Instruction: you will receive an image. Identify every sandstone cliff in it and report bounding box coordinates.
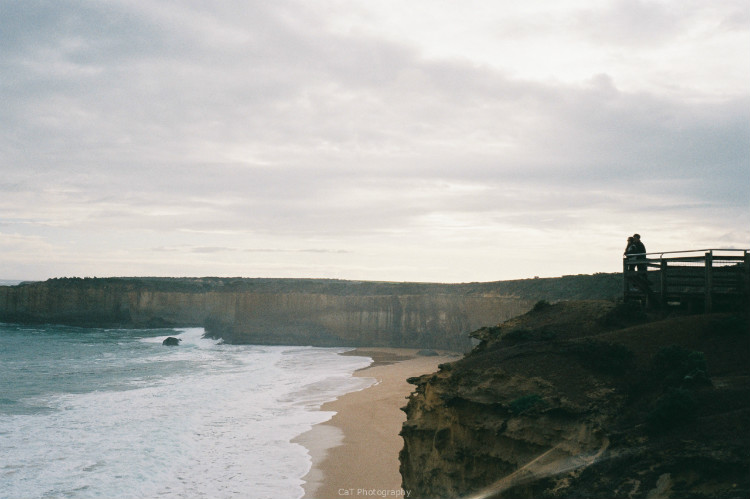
[400,301,750,498]
[0,275,620,350]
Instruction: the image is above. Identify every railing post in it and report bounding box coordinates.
[704,251,713,313]
[744,251,750,310]
[623,257,629,301]
[660,258,668,307]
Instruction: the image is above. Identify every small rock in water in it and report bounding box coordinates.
[162,336,181,346]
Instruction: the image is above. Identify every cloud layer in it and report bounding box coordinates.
[1,0,748,281]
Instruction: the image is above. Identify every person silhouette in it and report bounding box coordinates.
[632,234,647,274]
[624,236,637,271]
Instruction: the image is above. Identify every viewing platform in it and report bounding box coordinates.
[623,249,750,312]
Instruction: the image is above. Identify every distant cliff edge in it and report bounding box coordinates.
[0,275,620,350]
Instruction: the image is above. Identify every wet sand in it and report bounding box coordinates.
[295,348,458,499]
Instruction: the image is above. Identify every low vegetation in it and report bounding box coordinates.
[572,339,636,376]
[401,300,750,499]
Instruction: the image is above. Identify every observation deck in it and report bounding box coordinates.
[623,249,749,312]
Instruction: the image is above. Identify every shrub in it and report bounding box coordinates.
[502,328,533,344]
[600,301,648,327]
[532,300,551,312]
[509,394,545,415]
[646,388,696,431]
[540,329,558,341]
[573,340,635,376]
[710,315,749,336]
[652,345,709,386]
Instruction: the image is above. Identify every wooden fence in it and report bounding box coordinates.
[623,249,750,312]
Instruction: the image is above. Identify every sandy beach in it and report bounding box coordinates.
[294,348,459,499]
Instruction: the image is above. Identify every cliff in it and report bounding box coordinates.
[0,275,620,350]
[400,301,750,498]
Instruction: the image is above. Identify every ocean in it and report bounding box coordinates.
[0,323,374,499]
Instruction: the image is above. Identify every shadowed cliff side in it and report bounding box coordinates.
[400,301,750,498]
[0,275,620,350]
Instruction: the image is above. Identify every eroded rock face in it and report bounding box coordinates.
[400,301,750,498]
[0,278,540,349]
[0,276,624,349]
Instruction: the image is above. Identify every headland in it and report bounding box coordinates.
[399,300,750,498]
[0,274,621,351]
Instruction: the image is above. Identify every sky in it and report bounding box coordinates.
[1,0,749,283]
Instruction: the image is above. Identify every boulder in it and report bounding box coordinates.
[162,336,181,346]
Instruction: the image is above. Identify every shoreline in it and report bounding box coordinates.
[294,347,459,499]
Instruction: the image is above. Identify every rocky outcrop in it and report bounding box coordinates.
[162,337,181,346]
[400,301,750,498]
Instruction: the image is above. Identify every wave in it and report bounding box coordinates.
[138,327,222,348]
[1,324,374,499]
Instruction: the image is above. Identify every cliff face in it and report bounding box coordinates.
[0,278,536,350]
[400,301,750,498]
[203,292,533,350]
[0,274,623,349]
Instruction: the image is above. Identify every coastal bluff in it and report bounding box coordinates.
[0,275,619,350]
[400,301,750,498]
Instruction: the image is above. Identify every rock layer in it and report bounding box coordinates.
[0,278,509,349]
[0,276,621,350]
[400,301,750,498]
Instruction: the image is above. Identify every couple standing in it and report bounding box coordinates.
[625,234,646,272]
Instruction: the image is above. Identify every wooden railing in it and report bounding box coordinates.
[623,249,750,312]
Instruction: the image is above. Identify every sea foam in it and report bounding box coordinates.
[0,325,373,499]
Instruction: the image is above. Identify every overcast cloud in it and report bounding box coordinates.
[1,0,748,282]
